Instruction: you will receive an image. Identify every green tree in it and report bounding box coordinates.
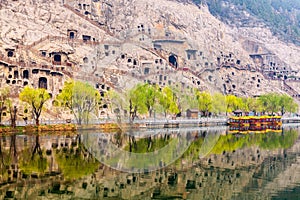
[211,92,226,115]
[105,89,127,118]
[196,91,213,117]
[278,94,298,115]
[258,93,281,115]
[127,83,160,120]
[225,95,244,114]
[143,84,160,117]
[159,86,180,117]
[56,80,101,125]
[176,87,198,112]
[0,87,10,123]
[19,86,50,126]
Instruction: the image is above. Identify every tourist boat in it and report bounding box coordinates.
[227,116,250,127]
[228,115,282,127]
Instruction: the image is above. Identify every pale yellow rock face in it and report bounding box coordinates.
[0,0,299,119]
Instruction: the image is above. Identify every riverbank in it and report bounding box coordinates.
[1,116,300,134]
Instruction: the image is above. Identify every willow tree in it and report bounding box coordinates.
[225,95,244,114]
[56,80,101,125]
[128,84,148,121]
[211,92,226,115]
[258,93,281,115]
[196,91,213,117]
[19,86,51,126]
[279,94,298,115]
[159,86,180,117]
[142,84,160,117]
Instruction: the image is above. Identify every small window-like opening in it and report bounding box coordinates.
[7,51,13,57]
[197,81,200,85]
[128,58,132,63]
[23,81,28,86]
[103,104,108,109]
[83,57,88,63]
[112,50,115,54]
[32,69,39,74]
[82,35,91,42]
[144,68,150,75]
[23,70,29,79]
[39,77,47,89]
[12,80,16,84]
[121,54,125,59]
[14,71,18,79]
[6,80,10,84]
[104,45,109,50]
[133,60,137,65]
[169,55,178,68]
[54,54,61,62]
[159,75,163,81]
[8,74,12,78]
[101,85,105,89]
[236,60,241,65]
[69,32,75,39]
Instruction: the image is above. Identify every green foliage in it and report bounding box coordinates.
[128,83,149,120]
[258,93,298,115]
[225,95,244,114]
[19,86,51,126]
[124,137,173,153]
[195,91,213,116]
[211,92,226,115]
[211,129,298,154]
[56,80,101,125]
[105,89,127,115]
[55,146,100,180]
[19,148,47,175]
[128,83,178,119]
[159,86,180,117]
[126,83,298,117]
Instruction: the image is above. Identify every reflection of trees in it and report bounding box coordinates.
[0,134,19,182]
[211,129,298,155]
[55,141,99,180]
[19,135,47,175]
[124,134,173,153]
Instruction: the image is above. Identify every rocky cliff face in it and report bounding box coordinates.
[0,0,299,118]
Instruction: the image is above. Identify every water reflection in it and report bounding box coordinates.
[81,127,224,173]
[0,126,298,199]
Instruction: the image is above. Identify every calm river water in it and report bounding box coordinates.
[0,125,300,199]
